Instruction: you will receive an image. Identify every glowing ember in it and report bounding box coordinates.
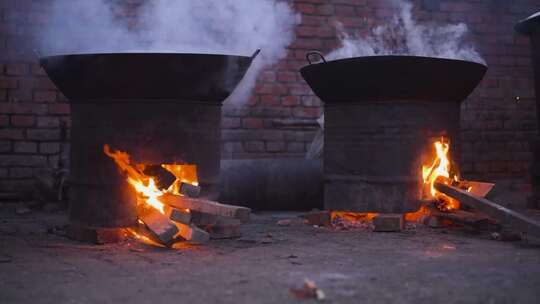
[421,138,460,211]
[331,211,378,229]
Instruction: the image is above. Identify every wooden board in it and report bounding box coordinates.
[175,223,210,244]
[434,182,540,237]
[162,194,251,223]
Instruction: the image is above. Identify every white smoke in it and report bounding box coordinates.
[38,0,299,103]
[327,0,484,64]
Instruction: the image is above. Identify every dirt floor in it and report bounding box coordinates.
[1,205,540,304]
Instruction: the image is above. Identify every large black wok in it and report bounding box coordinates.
[40,51,259,103]
[300,53,487,103]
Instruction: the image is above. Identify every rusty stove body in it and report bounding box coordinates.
[40,52,257,230]
[301,54,487,213]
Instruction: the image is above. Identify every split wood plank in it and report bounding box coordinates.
[161,193,251,223]
[139,208,179,245]
[434,182,540,237]
[175,223,210,244]
[179,183,201,198]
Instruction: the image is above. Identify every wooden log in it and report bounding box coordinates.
[458,181,495,198]
[161,194,251,223]
[139,208,179,245]
[175,223,210,244]
[434,182,540,237]
[373,214,404,232]
[179,183,201,198]
[166,206,191,225]
[165,206,220,227]
[206,217,242,239]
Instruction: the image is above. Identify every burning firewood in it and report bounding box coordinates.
[138,208,179,245]
[178,182,201,198]
[142,165,177,190]
[434,182,540,238]
[161,194,251,224]
[165,206,192,225]
[166,207,219,227]
[175,223,210,244]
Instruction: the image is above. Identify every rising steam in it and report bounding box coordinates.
[327,0,484,64]
[38,0,299,103]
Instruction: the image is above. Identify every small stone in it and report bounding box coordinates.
[277,219,292,226]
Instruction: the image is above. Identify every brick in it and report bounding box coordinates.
[0,115,8,126]
[0,102,47,115]
[37,116,59,128]
[33,91,57,103]
[373,214,404,232]
[221,117,241,129]
[48,103,70,114]
[242,118,264,129]
[39,142,60,154]
[14,142,37,154]
[27,129,60,141]
[10,115,35,127]
[0,155,46,167]
[0,141,11,152]
[223,142,244,153]
[287,142,305,153]
[0,77,17,89]
[9,167,33,178]
[266,141,285,152]
[282,95,300,106]
[244,141,265,152]
[0,129,23,140]
[5,63,28,76]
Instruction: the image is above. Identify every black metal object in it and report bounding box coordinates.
[301,54,487,213]
[40,51,258,103]
[41,51,258,229]
[515,12,540,209]
[300,55,487,104]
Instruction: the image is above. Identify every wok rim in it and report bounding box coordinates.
[300,54,488,72]
[40,51,254,61]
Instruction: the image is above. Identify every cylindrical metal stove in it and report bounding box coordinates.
[40,52,257,230]
[301,54,487,213]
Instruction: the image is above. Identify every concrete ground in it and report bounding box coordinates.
[1,206,540,304]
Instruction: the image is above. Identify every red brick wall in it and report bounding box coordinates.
[0,0,539,195]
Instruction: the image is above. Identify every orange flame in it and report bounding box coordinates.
[103,145,200,217]
[421,139,459,211]
[104,145,167,214]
